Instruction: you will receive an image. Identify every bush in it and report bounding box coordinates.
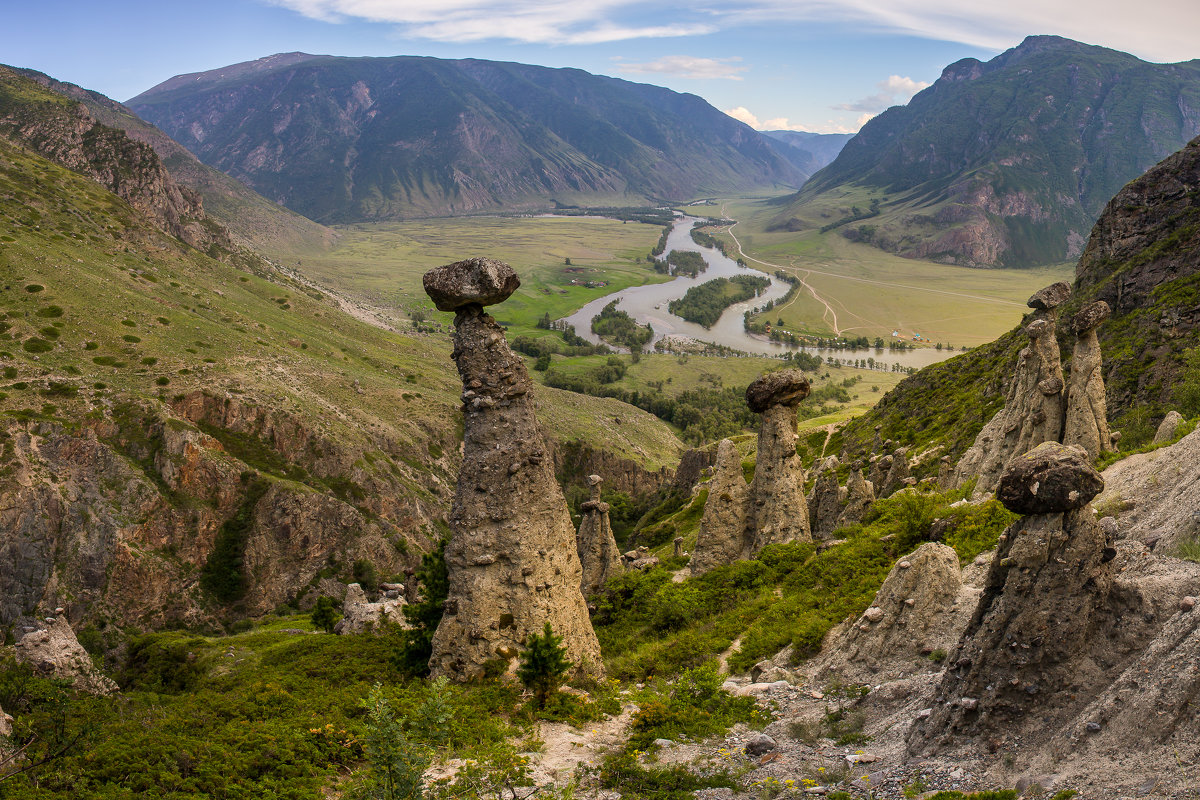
[393,540,449,676]
[350,684,429,800]
[312,596,341,634]
[518,623,572,709]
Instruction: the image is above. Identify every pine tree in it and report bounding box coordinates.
[517,622,573,709]
[311,596,341,634]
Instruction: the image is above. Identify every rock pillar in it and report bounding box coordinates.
[746,369,812,553]
[577,474,624,596]
[909,442,1110,754]
[1062,301,1112,459]
[423,258,602,681]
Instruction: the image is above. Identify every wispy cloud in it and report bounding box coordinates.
[616,55,746,80]
[731,0,1200,63]
[269,0,1200,61]
[268,0,714,44]
[835,74,929,113]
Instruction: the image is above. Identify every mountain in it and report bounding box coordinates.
[773,36,1200,267]
[10,66,334,255]
[833,134,1200,464]
[761,130,853,175]
[127,53,807,223]
[0,68,682,631]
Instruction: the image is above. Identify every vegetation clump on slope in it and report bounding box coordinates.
[668,274,771,329]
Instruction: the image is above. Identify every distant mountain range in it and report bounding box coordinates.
[761,130,853,175]
[772,36,1200,267]
[129,54,809,223]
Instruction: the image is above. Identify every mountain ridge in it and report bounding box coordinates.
[774,35,1200,267]
[128,53,807,222]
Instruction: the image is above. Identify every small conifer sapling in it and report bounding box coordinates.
[518,622,573,709]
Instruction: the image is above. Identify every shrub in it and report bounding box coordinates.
[518,623,572,710]
[393,540,449,676]
[312,596,341,634]
[351,684,429,800]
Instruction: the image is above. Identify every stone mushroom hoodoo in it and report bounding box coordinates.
[745,369,812,552]
[576,474,624,597]
[423,257,603,681]
[909,441,1111,754]
[954,282,1070,493]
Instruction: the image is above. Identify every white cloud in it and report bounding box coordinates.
[724,106,761,127]
[268,0,714,44]
[835,74,930,113]
[730,0,1200,64]
[617,55,746,80]
[725,109,868,134]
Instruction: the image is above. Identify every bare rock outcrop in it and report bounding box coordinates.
[910,441,1111,754]
[1092,423,1200,553]
[815,543,969,684]
[15,615,118,695]
[808,457,842,539]
[691,439,752,574]
[335,583,408,635]
[879,447,912,498]
[424,258,602,681]
[0,703,12,739]
[1152,410,1185,444]
[835,463,875,530]
[954,284,1070,493]
[1062,301,1112,459]
[577,475,624,596]
[746,370,812,553]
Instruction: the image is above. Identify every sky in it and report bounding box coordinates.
[3,0,1199,134]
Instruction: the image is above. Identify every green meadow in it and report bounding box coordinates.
[708,195,1074,347]
[274,215,669,335]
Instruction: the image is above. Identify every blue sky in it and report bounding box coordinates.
[3,0,1198,133]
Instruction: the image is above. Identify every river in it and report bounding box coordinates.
[559,215,955,371]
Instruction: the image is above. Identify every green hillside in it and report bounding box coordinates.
[774,36,1200,268]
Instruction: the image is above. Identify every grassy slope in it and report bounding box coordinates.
[271,215,668,333]
[0,137,682,476]
[716,195,1072,346]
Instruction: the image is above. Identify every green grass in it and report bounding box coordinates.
[269,215,669,335]
[710,195,1073,347]
[594,485,1014,681]
[0,137,683,479]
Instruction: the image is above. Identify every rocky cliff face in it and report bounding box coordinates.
[0,393,445,632]
[0,67,231,254]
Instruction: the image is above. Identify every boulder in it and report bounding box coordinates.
[335,583,408,635]
[745,369,810,413]
[425,264,602,682]
[1153,410,1185,444]
[422,257,521,312]
[1027,281,1072,310]
[812,543,968,684]
[996,442,1104,515]
[15,616,118,695]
